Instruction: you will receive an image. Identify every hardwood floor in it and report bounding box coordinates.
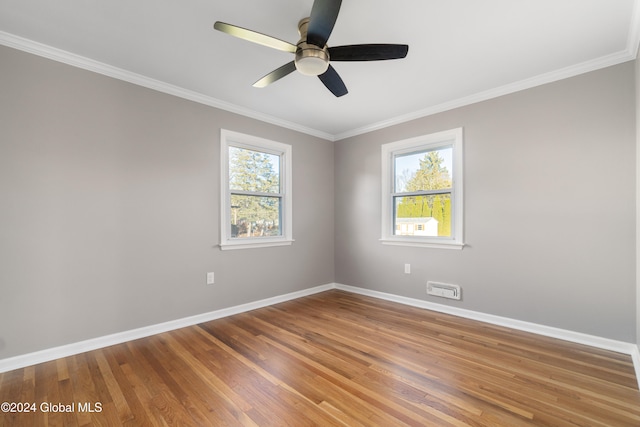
[2,290,639,426]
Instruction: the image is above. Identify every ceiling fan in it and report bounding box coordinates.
[213,0,408,97]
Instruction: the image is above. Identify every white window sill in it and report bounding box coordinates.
[220,239,294,251]
[380,238,465,250]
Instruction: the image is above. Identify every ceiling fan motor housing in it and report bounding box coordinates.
[295,17,330,76]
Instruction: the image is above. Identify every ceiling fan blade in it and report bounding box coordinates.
[253,61,297,88]
[214,21,297,53]
[318,65,348,97]
[329,44,409,61]
[307,0,342,47]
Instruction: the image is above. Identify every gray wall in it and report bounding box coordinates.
[335,62,636,342]
[1,42,637,360]
[0,45,335,359]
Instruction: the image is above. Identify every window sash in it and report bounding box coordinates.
[229,194,283,239]
[393,145,454,194]
[229,145,282,194]
[392,192,454,239]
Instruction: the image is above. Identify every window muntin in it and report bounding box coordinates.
[221,130,292,250]
[381,128,463,249]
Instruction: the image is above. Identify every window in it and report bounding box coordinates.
[220,130,293,250]
[381,128,464,249]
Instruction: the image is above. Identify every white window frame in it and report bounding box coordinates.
[220,129,293,250]
[381,128,464,249]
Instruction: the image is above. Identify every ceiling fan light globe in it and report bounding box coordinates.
[295,42,330,76]
[295,56,330,76]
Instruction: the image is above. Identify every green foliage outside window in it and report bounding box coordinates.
[395,150,452,237]
[229,146,281,238]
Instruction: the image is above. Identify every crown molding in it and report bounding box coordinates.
[0,31,335,142]
[334,48,636,141]
[335,1,640,141]
[2,4,639,145]
[629,0,640,58]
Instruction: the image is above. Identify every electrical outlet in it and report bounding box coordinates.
[206,272,215,285]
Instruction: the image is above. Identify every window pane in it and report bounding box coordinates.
[230,194,281,238]
[394,147,452,193]
[229,146,280,193]
[394,194,451,237]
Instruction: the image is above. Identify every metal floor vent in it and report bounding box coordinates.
[427,281,461,300]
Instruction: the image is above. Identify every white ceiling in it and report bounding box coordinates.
[1,0,638,140]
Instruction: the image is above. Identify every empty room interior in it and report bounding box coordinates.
[2,1,640,425]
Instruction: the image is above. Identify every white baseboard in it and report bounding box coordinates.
[2,282,639,391]
[0,283,334,374]
[632,345,640,388]
[334,283,640,389]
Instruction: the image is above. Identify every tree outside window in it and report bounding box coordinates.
[228,146,282,238]
[381,128,464,249]
[220,130,293,250]
[394,148,453,237]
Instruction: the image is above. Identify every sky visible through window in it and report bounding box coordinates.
[395,147,453,192]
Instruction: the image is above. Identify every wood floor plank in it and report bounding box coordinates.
[169,328,263,425]
[1,289,639,426]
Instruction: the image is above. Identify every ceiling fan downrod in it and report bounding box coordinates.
[294,18,330,76]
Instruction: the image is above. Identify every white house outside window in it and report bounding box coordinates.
[220,130,293,250]
[381,128,464,249]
